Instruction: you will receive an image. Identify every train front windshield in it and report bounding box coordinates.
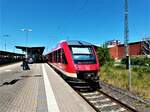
[70,46,96,64]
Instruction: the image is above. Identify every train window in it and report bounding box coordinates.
[55,51,57,62]
[57,49,61,63]
[50,53,52,62]
[52,52,54,62]
[53,52,55,62]
[56,51,58,62]
[61,49,67,64]
[49,54,50,62]
[49,53,52,62]
[56,50,58,62]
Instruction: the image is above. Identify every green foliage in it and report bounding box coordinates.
[100,64,150,99]
[115,64,126,70]
[121,58,126,64]
[102,63,113,75]
[121,56,150,67]
[96,46,113,66]
[132,66,150,73]
[121,56,150,73]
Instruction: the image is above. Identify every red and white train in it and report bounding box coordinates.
[46,40,100,89]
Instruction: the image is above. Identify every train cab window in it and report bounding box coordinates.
[70,46,96,64]
[61,49,67,64]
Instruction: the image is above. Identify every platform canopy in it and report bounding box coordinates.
[15,46,45,62]
[15,46,45,54]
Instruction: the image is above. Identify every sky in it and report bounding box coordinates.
[0,0,150,54]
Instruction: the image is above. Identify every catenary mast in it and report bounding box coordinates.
[124,0,131,91]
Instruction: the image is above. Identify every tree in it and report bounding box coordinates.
[96,46,111,66]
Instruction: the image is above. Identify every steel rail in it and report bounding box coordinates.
[77,89,138,112]
[77,91,101,112]
[97,89,138,112]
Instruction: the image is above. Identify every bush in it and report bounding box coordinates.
[115,64,126,69]
[121,58,126,64]
[121,56,150,67]
[132,66,150,73]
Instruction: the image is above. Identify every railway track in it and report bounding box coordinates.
[49,64,149,111]
[78,90,137,112]
[99,81,150,112]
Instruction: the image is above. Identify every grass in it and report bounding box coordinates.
[100,63,150,99]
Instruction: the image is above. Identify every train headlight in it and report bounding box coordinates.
[84,73,94,80]
[87,74,91,78]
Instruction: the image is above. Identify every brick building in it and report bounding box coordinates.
[107,38,150,60]
[109,41,143,60]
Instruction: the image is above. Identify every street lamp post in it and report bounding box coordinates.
[20,29,32,58]
[0,34,10,51]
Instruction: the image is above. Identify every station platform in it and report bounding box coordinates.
[0,63,96,112]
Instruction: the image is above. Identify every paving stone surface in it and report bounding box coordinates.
[0,63,96,112]
[0,63,47,112]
